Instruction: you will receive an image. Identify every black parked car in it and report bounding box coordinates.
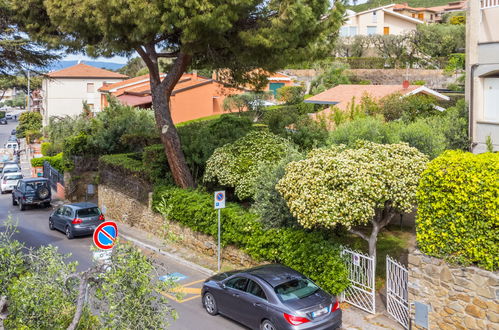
[49,202,105,239]
[11,129,16,135]
[0,118,7,125]
[12,178,51,210]
[202,264,342,330]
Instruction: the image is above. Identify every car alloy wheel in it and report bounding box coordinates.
[203,292,218,315]
[261,320,276,330]
[19,199,25,211]
[49,218,55,230]
[66,226,74,239]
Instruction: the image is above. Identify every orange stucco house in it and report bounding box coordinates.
[99,72,245,124]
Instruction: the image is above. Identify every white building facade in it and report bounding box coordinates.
[41,63,127,126]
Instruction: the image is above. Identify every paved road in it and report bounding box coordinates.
[0,120,245,330]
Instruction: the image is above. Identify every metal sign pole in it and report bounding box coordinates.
[218,208,221,272]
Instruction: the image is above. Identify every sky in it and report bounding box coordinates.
[64,54,129,64]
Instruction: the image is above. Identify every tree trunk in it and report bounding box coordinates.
[150,83,195,188]
[137,47,195,188]
[368,223,380,260]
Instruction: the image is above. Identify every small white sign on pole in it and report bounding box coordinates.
[214,191,226,209]
[353,253,361,267]
[214,191,225,272]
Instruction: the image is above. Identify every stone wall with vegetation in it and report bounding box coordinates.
[408,249,498,329]
[98,184,258,267]
[284,69,458,89]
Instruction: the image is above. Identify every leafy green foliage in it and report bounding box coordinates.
[397,119,447,159]
[417,151,499,271]
[0,221,26,296]
[16,111,42,138]
[310,63,351,95]
[252,151,303,228]
[412,24,465,59]
[380,93,437,122]
[276,86,305,105]
[142,144,174,185]
[204,131,296,200]
[94,242,177,329]
[328,116,398,147]
[40,141,57,156]
[277,142,428,230]
[153,186,349,295]
[30,152,64,172]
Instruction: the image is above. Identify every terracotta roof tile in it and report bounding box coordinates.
[46,63,128,79]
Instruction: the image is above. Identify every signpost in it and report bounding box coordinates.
[214,191,225,272]
[93,221,118,250]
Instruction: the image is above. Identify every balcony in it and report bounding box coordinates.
[481,0,499,9]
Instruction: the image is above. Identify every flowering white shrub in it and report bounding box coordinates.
[204,130,295,200]
[276,141,428,256]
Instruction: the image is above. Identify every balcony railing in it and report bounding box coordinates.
[481,0,499,9]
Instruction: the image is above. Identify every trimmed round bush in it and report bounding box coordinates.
[416,150,499,271]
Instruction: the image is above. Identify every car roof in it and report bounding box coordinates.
[21,177,48,182]
[245,264,304,287]
[4,172,22,176]
[66,202,98,209]
[3,164,20,169]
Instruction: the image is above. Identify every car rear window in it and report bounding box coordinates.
[77,207,101,218]
[5,174,22,180]
[274,278,320,302]
[25,181,48,192]
[4,167,19,173]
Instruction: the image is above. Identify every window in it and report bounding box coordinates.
[418,13,424,20]
[349,26,357,36]
[87,104,94,110]
[372,11,377,23]
[77,207,101,218]
[225,277,248,291]
[339,26,349,37]
[430,14,434,20]
[367,26,377,35]
[274,278,320,302]
[383,27,390,35]
[63,207,73,217]
[246,280,267,300]
[87,83,95,93]
[484,78,499,123]
[55,207,64,215]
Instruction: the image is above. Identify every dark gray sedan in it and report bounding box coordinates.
[49,202,105,239]
[202,264,342,330]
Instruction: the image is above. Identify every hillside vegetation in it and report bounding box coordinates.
[349,0,451,12]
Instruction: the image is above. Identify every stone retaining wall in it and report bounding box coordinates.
[98,184,258,267]
[408,249,498,329]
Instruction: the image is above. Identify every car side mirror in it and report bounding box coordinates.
[220,283,227,289]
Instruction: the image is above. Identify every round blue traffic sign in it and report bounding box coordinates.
[216,192,224,201]
[93,221,118,250]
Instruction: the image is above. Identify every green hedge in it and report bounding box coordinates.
[98,153,147,179]
[416,150,499,271]
[30,153,64,173]
[152,185,349,295]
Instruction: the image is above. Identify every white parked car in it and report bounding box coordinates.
[4,142,19,151]
[1,172,23,193]
[1,164,21,178]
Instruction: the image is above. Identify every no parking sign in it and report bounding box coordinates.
[93,221,118,250]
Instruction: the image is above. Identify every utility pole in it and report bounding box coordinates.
[27,69,30,112]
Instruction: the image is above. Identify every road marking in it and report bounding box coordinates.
[160,279,205,303]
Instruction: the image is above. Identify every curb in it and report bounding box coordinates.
[120,233,215,277]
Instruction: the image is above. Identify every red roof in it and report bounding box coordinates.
[46,63,128,79]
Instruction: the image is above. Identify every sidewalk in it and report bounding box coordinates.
[116,222,403,330]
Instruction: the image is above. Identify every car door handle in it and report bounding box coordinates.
[253,302,262,307]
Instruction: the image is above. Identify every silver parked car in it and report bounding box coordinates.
[202,264,342,330]
[49,202,105,239]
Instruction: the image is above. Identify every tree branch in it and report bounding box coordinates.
[135,45,160,85]
[160,52,192,93]
[348,228,369,242]
[157,51,179,58]
[0,295,8,330]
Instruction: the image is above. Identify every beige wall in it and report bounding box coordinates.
[383,13,419,35]
[342,9,419,36]
[42,77,124,125]
[480,6,499,43]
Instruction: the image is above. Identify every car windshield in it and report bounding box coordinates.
[26,182,48,192]
[77,207,101,218]
[3,167,19,173]
[274,278,320,302]
[5,174,22,180]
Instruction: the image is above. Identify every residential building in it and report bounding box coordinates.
[99,72,245,124]
[305,84,449,124]
[339,4,424,37]
[466,0,499,153]
[392,3,441,23]
[41,63,127,126]
[428,1,468,22]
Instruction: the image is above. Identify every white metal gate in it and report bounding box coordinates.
[341,248,376,314]
[386,256,409,329]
